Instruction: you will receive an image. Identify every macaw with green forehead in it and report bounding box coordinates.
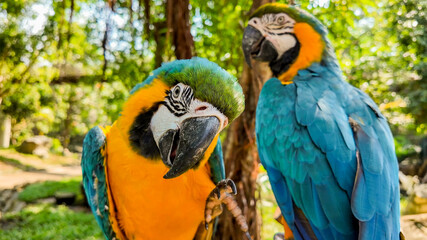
[81,58,245,240]
[242,3,401,240]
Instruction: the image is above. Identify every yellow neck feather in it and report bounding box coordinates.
[278,22,324,84]
[117,78,169,140]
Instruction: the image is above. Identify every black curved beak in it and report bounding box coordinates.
[242,25,278,67]
[160,116,220,179]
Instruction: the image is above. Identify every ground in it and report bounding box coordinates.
[401,213,427,240]
[0,149,81,189]
[0,149,103,240]
[0,148,427,239]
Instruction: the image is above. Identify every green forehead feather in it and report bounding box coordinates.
[250,3,327,35]
[131,57,245,121]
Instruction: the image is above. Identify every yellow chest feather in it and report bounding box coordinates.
[106,124,215,240]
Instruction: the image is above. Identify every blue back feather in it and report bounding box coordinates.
[256,62,400,239]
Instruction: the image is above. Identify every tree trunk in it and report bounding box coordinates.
[0,112,11,148]
[61,90,78,150]
[167,0,194,59]
[215,1,275,239]
[153,21,167,68]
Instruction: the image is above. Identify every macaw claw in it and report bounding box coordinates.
[204,179,233,226]
[204,179,251,239]
[227,179,237,195]
[213,187,221,199]
[214,179,237,199]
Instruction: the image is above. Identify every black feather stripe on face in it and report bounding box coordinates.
[128,85,194,159]
[269,34,301,76]
[128,102,162,160]
[163,85,194,117]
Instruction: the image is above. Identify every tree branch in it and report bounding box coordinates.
[49,75,103,85]
[143,0,150,36]
[167,0,194,59]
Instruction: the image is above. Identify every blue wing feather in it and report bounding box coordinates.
[81,126,116,240]
[256,64,400,240]
[208,138,226,184]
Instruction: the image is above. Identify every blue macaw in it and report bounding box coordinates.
[81,58,245,240]
[242,3,401,240]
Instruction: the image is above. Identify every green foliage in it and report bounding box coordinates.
[191,0,249,76]
[0,204,102,240]
[0,1,425,238]
[394,135,418,161]
[0,0,425,153]
[47,82,128,139]
[0,0,53,100]
[387,0,427,125]
[0,155,37,171]
[1,84,42,121]
[50,138,64,155]
[18,177,82,203]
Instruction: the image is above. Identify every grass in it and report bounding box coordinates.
[0,155,38,171]
[0,203,103,240]
[4,168,282,239]
[0,148,79,168]
[18,177,83,203]
[2,168,410,239]
[3,161,301,239]
[401,197,409,214]
[0,178,102,240]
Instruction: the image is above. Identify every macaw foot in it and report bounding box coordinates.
[204,179,237,225]
[204,179,252,240]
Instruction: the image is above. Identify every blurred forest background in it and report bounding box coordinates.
[0,0,426,239]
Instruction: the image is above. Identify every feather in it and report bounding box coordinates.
[81,126,118,240]
[207,139,226,184]
[256,63,400,240]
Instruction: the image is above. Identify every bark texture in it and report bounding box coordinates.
[167,0,194,59]
[0,113,11,148]
[214,1,275,239]
[153,21,167,68]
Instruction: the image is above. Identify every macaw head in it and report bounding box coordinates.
[120,57,244,179]
[242,3,332,83]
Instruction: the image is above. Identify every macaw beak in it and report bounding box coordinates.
[159,116,220,179]
[242,25,278,68]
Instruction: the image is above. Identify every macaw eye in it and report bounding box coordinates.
[277,16,285,24]
[173,86,181,98]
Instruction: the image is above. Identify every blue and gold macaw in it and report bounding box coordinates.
[81,58,245,240]
[242,3,401,240]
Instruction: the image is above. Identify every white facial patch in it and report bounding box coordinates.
[187,99,228,132]
[150,83,229,148]
[150,105,180,147]
[248,13,297,59]
[270,35,297,59]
